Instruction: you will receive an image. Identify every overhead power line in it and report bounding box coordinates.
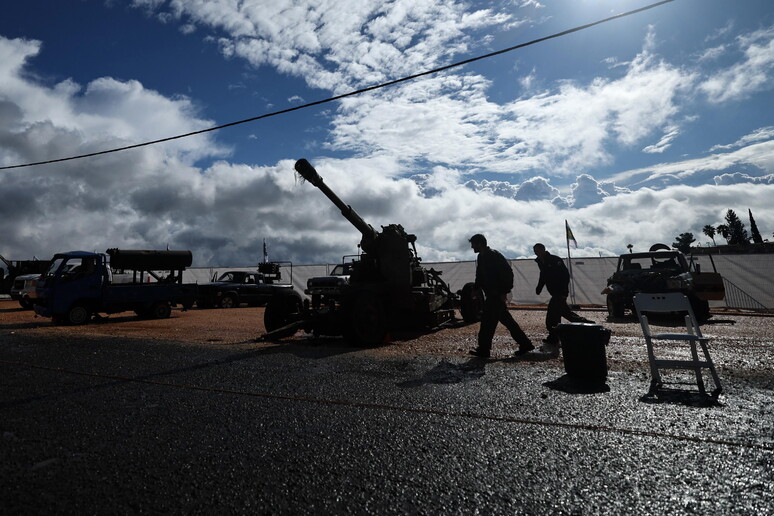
[0,0,674,171]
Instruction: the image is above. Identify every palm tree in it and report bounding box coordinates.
[702,225,717,246]
[716,224,730,244]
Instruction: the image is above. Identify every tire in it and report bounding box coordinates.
[459,282,483,323]
[19,297,33,310]
[219,294,238,309]
[264,294,303,337]
[606,295,625,318]
[67,304,91,325]
[344,292,387,346]
[151,301,172,319]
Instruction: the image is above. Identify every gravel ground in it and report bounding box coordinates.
[1,300,772,514]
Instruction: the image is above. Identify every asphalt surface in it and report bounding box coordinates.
[1,300,772,515]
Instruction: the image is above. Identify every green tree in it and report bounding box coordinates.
[749,209,764,244]
[725,209,749,246]
[702,224,717,246]
[672,232,696,254]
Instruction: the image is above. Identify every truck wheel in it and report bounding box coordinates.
[606,295,625,318]
[345,292,387,347]
[151,302,172,319]
[459,282,483,323]
[19,297,33,310]
[67,304,92,325]
[219,294,238,309]
[264,294,303,337]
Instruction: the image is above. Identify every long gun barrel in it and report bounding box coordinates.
[295,159,378,245]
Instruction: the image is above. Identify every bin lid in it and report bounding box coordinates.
[556,322,610,335]
[556,322,603,328]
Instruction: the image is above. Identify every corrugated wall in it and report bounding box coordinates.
[183,253,774,310]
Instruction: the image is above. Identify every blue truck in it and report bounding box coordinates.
[34,249,197,325]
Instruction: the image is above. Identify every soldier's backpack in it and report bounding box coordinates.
[493,250,514,292]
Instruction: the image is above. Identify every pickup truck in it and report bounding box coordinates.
[601,245,725,322]
[196,262,296,309]
[34,249,197,325]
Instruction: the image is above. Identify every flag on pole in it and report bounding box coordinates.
[263,239,269,263]
[565,220,578,249]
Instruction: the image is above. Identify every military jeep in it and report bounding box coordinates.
[601,245,725,322]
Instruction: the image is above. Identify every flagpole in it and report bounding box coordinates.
[565,220,577,306]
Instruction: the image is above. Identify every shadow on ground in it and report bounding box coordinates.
[543,374,610,394]
[639,388,723,408]
[397,358,486,388]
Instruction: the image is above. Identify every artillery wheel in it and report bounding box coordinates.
[345,292,387,347]
[151,301,172,319]
[459,282,483,323]
[219,294,238,309]
[264,293,303,338]
[606,295,625,318]
[67,303,92,325]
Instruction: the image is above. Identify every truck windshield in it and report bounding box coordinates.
[621,254,683,272]
[45,259,82,278]
[45,258,66,278]
[330,264,349,276]
[218,272,244,282]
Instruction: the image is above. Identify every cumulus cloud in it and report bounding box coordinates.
[568,174,630,209]
[515,176,559,201]
[464,178,519,199]
[463,175,561,203]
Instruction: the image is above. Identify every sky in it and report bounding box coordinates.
[1,0,773,267]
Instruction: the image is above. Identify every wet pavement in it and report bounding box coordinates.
[1,300,772,514]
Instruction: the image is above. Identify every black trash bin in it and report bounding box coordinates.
[555,323,610,384]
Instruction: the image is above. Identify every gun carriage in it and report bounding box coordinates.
[263,159,462,345]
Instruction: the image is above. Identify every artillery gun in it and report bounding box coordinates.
[262,159,458,345]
